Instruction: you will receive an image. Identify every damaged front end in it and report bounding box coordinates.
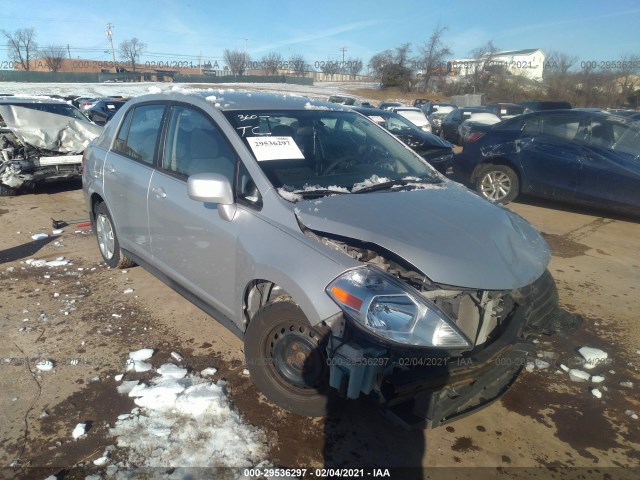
[0,102,102,194]
[307,229,570,429]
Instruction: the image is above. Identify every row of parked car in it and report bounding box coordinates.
[326,94,639,215]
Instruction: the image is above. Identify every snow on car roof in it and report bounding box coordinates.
[130,89,348,111]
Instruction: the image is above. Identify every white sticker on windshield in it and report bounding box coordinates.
[247,136,304,161]
[368,115,386,124]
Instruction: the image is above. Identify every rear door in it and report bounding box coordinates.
[516,113,584,200]
[103,103,166,260]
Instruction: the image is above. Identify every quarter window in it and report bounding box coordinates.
[113,104,165,165]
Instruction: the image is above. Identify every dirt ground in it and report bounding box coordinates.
[1,179,639,480]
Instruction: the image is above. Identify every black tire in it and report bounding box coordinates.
[93,202,135,269]
[244,300,332,416]
[0,183,18,196]
[475,164,520,204]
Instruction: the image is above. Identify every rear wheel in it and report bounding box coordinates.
[94,202,135,269]
[475,164,519,204]
[244,300,332,416]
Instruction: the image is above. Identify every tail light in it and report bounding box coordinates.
[466,132,486,142]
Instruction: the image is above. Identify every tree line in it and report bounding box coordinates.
[4,25,639,108]
[365,25,640,109]
[2,28,147,73]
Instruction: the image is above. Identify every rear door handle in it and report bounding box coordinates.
[152,187,167,199]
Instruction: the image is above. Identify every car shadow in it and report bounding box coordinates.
[0,236,57,264]
[511,195,640,223]
[307,342,428,479]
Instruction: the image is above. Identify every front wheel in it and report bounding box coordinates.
[475,164,519,204]
[94,202,135,269]
[244,301,332,416]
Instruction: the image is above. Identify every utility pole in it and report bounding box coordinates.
[106,23,117,73]
[244,38,248,74]
[340,47,347,64]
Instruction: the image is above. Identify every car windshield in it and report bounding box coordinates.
[224,109,439,199]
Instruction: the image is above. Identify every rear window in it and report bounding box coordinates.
[113,104,165,164]
[9,102,90,122]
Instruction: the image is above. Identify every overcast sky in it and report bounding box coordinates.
[1,0,639,70]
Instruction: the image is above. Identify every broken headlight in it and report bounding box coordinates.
[326,267,472,349]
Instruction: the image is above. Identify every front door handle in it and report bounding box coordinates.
[152,187,167,199]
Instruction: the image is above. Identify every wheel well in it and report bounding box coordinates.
[471,159,521,185]
[243,280,290,330]
[90,193,104,220]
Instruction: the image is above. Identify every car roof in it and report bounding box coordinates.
[128,90,345,112]
[350,106,399,117]
[485,102,524,108]
[0,96,73,105]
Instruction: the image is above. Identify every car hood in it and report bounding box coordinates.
[294,183,550,290]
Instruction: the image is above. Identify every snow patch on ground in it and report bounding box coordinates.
[110,357,267,468]
[578,346,608,370]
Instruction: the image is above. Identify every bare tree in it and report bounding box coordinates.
[320,58,341,79]
[615,54,640,99]
[290,53,307,76]
[119,38,146,71]
[261,52,283,75]
[223,48,249,75]
[41,44,66,72]
[2,28,38,71]
[469,40,500,93]
[368,50,393,80]
[394,43,412,68]
[345,58,363,79]
[418,24,452,91]
[545,50,578,75]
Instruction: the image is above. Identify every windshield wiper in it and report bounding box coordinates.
[352,176,441,194]
[290,187,350,199]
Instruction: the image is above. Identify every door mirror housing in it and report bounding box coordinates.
[187,173,236,221]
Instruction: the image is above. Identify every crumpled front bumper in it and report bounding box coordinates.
[378,308,533,429]
[327,271,568,429]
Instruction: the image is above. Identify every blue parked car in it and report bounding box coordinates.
[453,110,640,215]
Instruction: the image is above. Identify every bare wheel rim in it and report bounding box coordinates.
[267,324,324,391]
[96,213,115,260]
[480,171,512,201]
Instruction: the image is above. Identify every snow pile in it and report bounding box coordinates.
[351,175,391,192]
[110,355,267,468]
[125,348,154,373]
[72,422,87,439]
[277,188,303,203]
[578,346,608,369]
[25,257,71,268]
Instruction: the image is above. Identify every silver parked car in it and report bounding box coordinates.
[83,90,566,428]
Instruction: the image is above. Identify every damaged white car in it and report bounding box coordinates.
[0,97,103,195]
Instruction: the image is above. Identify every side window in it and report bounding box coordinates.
[162,106,235,182]
[538,114,581,142]
[522,118,539,136]
[588,119,617,149]
[113,104,165,164]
